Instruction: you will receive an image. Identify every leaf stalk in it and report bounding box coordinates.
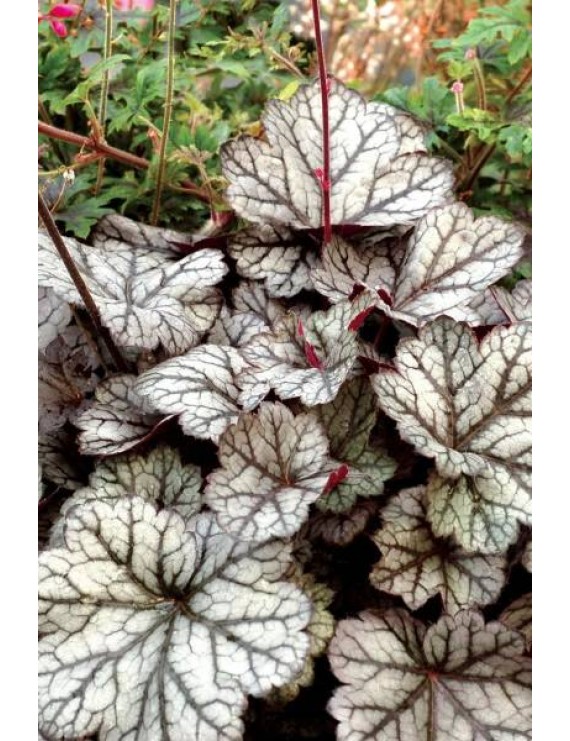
[311,0,332,245]
[150,0,178,226]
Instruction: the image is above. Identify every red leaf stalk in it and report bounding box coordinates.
[311,0,332,246]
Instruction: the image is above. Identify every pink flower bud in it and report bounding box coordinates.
[49,4,82,18]
[50,20,68,37]
[451,81,464,94]
[465,48,477,60]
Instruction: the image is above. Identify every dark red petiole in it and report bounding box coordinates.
[311,0,332,246]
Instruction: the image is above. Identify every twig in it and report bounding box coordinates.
[38,193,129,373]
[311,0,332,246]
[38,121,212,203]
[94,0,113,195]
[459,142,495,193]
[151,0,178,225]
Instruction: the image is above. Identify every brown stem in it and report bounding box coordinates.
[506,65,532,104]
[38,121,212,203]
[311,0,332,246]
[38,193,129,373]
[459,142,496,193]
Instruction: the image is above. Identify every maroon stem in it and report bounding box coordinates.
[311,0,332,245]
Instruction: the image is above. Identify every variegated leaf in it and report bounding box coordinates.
[50,446,202,546]
[134,345,246,442]
[328,609,531,740]
[310,499,376,546]
[370,487,506,612]
[39,326,100,434]
[38,287,72,352]
[221,78,454,229]
[238,295,375,408]
[313,377,396,512]
[205,403,332,542]
[75,374,167,456]
[269,573,334,704]
[500,594,531,651]
[228,224,318,297]
[312,204,525,327]
[38,231,227,354]
[92,213,198,254]
[39,497,311,740]
[426,470,532,553]
[372,319,531,481]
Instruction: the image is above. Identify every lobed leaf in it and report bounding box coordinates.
[205,403,332,542]
[370,487,506,612]
[238,295,375,408]
[221,78,454,230]
[50,446,203,546]
[39,497,312,740]
[228,224,317,297]
[373,319,531,481]
[75,374,166,456]
[312,203,525,327]
[313,377,396,512]
[328,609,531,740]
[426,470,532,553]
[135,345,246,442]
[38,231,227,354]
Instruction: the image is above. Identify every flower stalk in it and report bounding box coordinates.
[150,0,178,226]
[311,0,332,246]
[94,0,114,195]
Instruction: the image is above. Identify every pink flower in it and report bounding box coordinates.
[38,3,81,38]
[114,0,155,10]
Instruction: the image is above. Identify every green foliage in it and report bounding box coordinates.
[377,0,531,223]
[39,0,306,236]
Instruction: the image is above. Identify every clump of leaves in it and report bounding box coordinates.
[38,3,531,739]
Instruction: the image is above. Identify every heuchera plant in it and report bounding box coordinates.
[38,2,531,739]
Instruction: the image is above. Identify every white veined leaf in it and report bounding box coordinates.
[500,594,531,651]
[205,402,333,542]
[208,282,286,347]
[134,345,247,442]
[370,487,506,612]
[311,234,397,304]
[372,319,531,480]
[38,231,227,354]
[208,305,269,347]
[228,224,318,297]
[74,374,168,456]
[232,280,286,323]
[312,377,396,512]
[221,78,454,229]
[426,470,532,554]
[268,573,334,704]
[39,497,312,740]
[312,203,525,327]
[328,609,531,741]
[50,446,203,546]
[38,287,72,352]
[39,326,100,434]
[238,294,375,408]
[491,279,532,324]
[310,499,376,546]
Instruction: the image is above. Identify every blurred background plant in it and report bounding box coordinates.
[38,0,530,243]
